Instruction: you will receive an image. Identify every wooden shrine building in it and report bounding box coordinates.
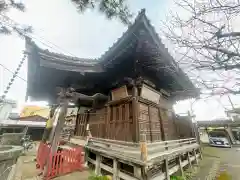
[25,9,199,143]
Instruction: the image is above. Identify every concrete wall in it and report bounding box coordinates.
[0,146,23,180]
[0,104,12,120]
[0,133,25,146]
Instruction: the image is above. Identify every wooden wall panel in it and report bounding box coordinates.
[140,84,161,104]
[159,109,177,140]
[149,106,162,141]
[159,96,172,110]
[138,103,162,142]
[138,103,151,142]
[74,113,88,137]
[175,116,194,138]
[167,113,177,140]
[88,108,107,138]
[89,122,106,138]
[111,86,128,100]
[106,102,133,141]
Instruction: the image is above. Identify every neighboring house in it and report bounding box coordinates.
[0,115,47,141]
[20,105,50,118]
[0,98,17,120]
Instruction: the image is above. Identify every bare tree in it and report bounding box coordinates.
[162,0,240,95]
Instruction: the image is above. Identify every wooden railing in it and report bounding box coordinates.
[85,137,201,180]
[86,137,199,164]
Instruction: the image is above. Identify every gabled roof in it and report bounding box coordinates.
[26,9,198,102]
[26,38,102,74]
[96,9,197,97]
[99,9,178,68]
[10,115,47,122]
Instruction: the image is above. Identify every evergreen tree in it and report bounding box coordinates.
[0,0,31,36]
[72,0,132,25]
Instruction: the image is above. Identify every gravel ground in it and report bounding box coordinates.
[192,146,240,180]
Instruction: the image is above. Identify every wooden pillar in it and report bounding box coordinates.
[43,96,69,177]
[132,85,139,142]
[49,99,68,152]
[113,158,118,180]
[164,158,170,180]
[106,105,111,139]
[199,148,203,160]
[193,149,199,165]
[187,152,192,168]
[95,154,101,175]
[158,108,166,141]
[134,166,142,179]
[148,106,153,142]
[74,112,79,136]
[140,134,148,162]
[178,155,185,178]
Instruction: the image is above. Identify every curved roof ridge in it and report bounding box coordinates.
[39,49,97,63]
[98,8,147,63]
[139,12,196,89]
[25,37,98,65]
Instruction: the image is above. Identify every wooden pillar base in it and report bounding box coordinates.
[165,158,170,180]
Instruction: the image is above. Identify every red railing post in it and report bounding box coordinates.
[36,143,84,179]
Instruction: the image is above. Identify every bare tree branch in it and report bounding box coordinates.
[162,0,240,96]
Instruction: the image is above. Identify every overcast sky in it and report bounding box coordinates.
[0,0,240,120]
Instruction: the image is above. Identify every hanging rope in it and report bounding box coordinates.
[1,52,27,100]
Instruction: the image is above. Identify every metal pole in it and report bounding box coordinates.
[228,95,235,110]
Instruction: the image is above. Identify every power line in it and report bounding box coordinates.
[0,14,79,57]
[1,54,27,99]
[0,63,27,82]
[0,14,83,97]
[30,33,78,57]
[1,10,201,100]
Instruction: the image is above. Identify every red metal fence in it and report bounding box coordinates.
[36,142,84,179]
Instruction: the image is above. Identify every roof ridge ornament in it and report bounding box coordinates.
[140,8,146,15]
[135,8,146,22]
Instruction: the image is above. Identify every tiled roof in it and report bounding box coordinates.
[26,9,198,99]
[39,49,98,66]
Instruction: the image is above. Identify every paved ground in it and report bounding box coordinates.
[192,146,240,180]
[19,154,90,180]
[17,142,90,180]
[215,147,240,179]
[18,143,240,180]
